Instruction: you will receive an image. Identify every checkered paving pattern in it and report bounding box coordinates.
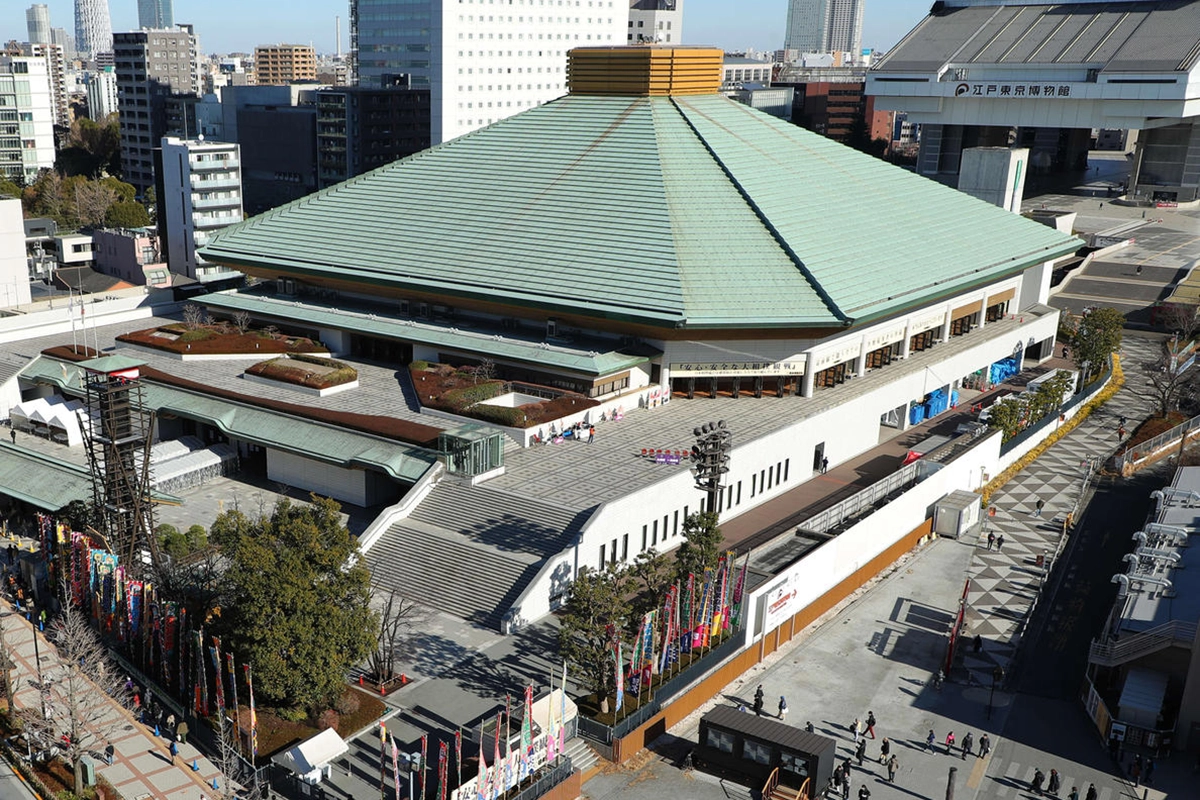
[960,336,1160,687]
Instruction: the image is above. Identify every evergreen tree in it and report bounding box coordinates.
[675,511,723,580]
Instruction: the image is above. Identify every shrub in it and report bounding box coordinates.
[470,404,528,427]
[411,360,431,371]
[334,692,361,716]
[442,381,506,411]
[317,709,340,732]
[179,328,214,343]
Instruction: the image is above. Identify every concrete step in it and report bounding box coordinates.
[563,736,602,775]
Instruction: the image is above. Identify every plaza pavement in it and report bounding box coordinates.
[582,332,1179,800]
[0,594,228,800]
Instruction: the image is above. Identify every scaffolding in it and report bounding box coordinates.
[79,356,159,576]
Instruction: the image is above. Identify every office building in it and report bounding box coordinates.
[27,4,51,45]
[775,65,891,147]
[628,0,683,45]
[783,0,864,59]
[351,0,625,143]
[24,43,69,127]
[254,44,317,85]
[138,0,174,30]
[74,0,114,61]
[114,26,200,193]
[85,66,118,120]
[92,227,171,287]
[0,56,56,184]
[158,136,243,280]
[316,79,431,189]
[0,200,33,310]
[51,28,75,61]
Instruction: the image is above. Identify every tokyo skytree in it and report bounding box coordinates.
[75,0,114,60]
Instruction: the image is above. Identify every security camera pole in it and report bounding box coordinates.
[691,421,732,514]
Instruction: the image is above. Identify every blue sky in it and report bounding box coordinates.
[17,1,931,55]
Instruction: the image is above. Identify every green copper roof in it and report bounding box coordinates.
[0,443,93,510]
[20,356,438,483]
[198,291,655,377]
[79,355,146,373]
[201,93,1081,329]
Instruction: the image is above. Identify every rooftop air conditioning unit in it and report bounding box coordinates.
[399,299,410,314]
[546,318,558,338]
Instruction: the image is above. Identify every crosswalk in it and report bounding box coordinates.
[979,758,1123,800]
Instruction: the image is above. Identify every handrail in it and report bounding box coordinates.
[356,461,444,554]
[762,767,780,800]
[1113,412,1200,472]
[1088,620,1197,666]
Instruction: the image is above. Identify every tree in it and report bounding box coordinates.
[69,176,118,228]
[1157,302,1200,342]
[1146,344,1200,418]
[232,310,252,334]
[984,396,1025,442]
[630,548,673,618]
[557,562,633,712]
[105,200,151,228]
[366,584,429,683]
[210,497,378,711]
[0,178,19,199]
[182,303,205,330]
[1064,306,1124,383]
[675,511,723,580]
[19,585,130,796]
[57,499,102,534]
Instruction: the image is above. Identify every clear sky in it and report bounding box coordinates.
[14,1,932,56]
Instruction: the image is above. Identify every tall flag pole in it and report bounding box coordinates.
[379,722,388,800]
[209,638,226,719]
[438,740,449,800]
[613,641,624,713]
[391,734,401,800]
[476,729,487,800]
[226,652,242,755]
[492,713,502,800]
[559,662,567,758]
[503,695,512,796]
[244,663,258,757]
[520,684,533,780]
[420,734,428,800]
[455,727,463,792]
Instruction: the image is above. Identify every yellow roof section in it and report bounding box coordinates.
[567,46,723,96]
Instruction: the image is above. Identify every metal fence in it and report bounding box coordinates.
[576,628,747,745]
[801,462,923,536]
[1111,412,1200,473]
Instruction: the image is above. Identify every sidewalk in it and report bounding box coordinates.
[0,599,226,800]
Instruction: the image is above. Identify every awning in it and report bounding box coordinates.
[272,728,349,778]
[1117,667,1168,728]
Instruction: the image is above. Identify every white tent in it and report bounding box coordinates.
[45,405,84,447]
[10,397,54,431]
[272,728,348,785]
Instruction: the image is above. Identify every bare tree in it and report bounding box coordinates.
[1146,344,1200,418]
[366,584,429,683]
[72,181,118,228]
[19,588,131,796]
[232,310,252,335]
[1157,302,1200,341]
[0,618,16,714]
[181,303,205,331]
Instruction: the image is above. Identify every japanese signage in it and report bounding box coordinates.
[865,325,907,351]
[812,343,860,370]
[955,82,1074,99]
[670,359,806,378]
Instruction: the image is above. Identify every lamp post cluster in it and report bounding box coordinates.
[690,420,732,514]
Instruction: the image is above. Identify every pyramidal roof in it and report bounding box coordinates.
[202,52,1080,331]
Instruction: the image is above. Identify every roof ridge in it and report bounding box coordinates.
[669,96,849,326]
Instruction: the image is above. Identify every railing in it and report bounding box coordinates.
[1112,412,1200,473]
[356,462,444,555]
[577,629,747,745]
[801,461,923,536]
[1088,620,1197,667]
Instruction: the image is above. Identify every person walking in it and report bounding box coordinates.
[866,711,876,739]
[587,425,595,444]
[833,764,843,794]
[926,730,936,751]
[879,737,890,764]
[177,720,189,744]
[822,456,829,474]
[944,731,955,755]
[169,739,178,765]
[996,535,1005,551]
[1035,498,1045,517]
[1131,759,1142,787]
[1145,757,1155,785]
[753,685,765,717]
[165,713,176,736]
[778,695,788,721]
[887,754,898,782]
[1048,769,1061,795]
[987,531,995,550]
[961,732,973,760]
[1068,788,1079,800]
[855,738,867,766]
[1031,768,1045,795]
[857,785,871,800]
[1085,784,1097,800]
[979,734,990,757]
[805,721,814,733]
[851,717,861,743]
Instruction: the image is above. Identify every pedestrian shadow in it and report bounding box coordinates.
[147,748,173,765]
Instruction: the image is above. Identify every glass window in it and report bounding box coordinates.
[705,728,734,754]
[744,739,772,765]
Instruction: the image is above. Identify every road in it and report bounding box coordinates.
[0,758,40,800]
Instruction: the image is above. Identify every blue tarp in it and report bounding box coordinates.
[909,403,927,425]
[989,356,1021,385]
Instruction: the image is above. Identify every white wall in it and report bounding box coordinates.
[0,200,32,309]
[267,449,368,506]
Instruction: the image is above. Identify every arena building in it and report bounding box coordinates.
[867,0,1200,203]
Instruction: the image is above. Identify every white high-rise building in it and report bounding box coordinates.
[25,43,69,127]
[0,56,56,184]
[27,4,51,44]
[784,0,864,59]
[75,0,114,61]
[85,66,118,120]
[138,0,174,30]
[627,1,683,45]
[0,200,33,310]
[352,0,625,144]
[159,137,244,280]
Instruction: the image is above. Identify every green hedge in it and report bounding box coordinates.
[442,381,506,411]
[470,404,528,427]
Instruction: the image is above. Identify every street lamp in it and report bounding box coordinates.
[987,665,1005,720]
[690,421,732,514]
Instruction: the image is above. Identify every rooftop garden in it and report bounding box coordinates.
[245,353,358,391]
[117,306,325,356]
[411,360,597,428]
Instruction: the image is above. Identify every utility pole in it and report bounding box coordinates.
[947,766,957,800]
